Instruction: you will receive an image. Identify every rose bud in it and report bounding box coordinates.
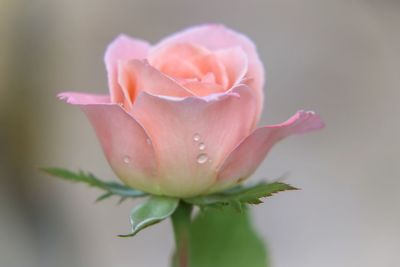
[59,24,324,197]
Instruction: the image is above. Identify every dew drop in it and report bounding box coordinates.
[123,155,131,164]
[146,138,152,145]
[198,143,206,150]
[196,153,209,164]
[193,133,201,142]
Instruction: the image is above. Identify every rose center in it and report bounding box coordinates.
[148,43,229,96]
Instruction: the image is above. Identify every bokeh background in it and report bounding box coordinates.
[1,0,399,266]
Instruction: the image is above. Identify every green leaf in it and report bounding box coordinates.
[188,207,269,267]
[96,192,113,202]
[41,167,147,201]
[185,182,298,208]
[232,182,299,204]
[119,196,179,237]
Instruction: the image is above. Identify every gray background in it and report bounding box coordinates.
[1,0,399,266]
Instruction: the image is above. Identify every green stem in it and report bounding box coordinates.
[171,201,192,267]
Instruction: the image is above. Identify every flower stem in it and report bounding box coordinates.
[171,201,192,267]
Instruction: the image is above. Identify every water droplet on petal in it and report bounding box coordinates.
[193,133,201,142]
[198,143,206,150]
[123,155,130,164]
[197,153,209,164]
[146,138,152,145]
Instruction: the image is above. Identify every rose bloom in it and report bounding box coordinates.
[59,24,324,197]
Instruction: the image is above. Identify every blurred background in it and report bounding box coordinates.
[1,0,399,266]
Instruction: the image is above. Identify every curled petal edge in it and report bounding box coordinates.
[211,110,325,193]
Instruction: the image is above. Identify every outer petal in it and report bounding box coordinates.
[153,24,265,120]
[212,111,325,192]
[131,85,258,197]
[118,60,193,110]
[58,92,110,105]
[104,35,150,104]
[58,92,161,195]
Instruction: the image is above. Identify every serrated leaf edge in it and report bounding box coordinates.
[41,167,147,201]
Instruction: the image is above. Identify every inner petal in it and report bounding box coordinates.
[201,72,216,84]
[215,46,248,88]
[182,81,225,97]
[191,53,228,89]
[148,43,229,92]
[117,60,192,111]
[148,43,208,79]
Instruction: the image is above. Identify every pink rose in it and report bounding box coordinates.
[59,24,324,197]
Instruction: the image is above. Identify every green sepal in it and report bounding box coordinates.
[185,182,298,209]
[119,196,179,237]
[41,168,147,201]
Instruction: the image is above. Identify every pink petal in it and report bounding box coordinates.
[148,43,229,90]
[104,35,150,104]
[58,92,161,195]
[130,85,258,197]
[213,111,325,192]
[148,43,209,79]
[191,53,229,89]
[153,24,265,119]
[214,46,248,88]
[182,81,226,96]
[58,92,110,105]
[117,60,193,110]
